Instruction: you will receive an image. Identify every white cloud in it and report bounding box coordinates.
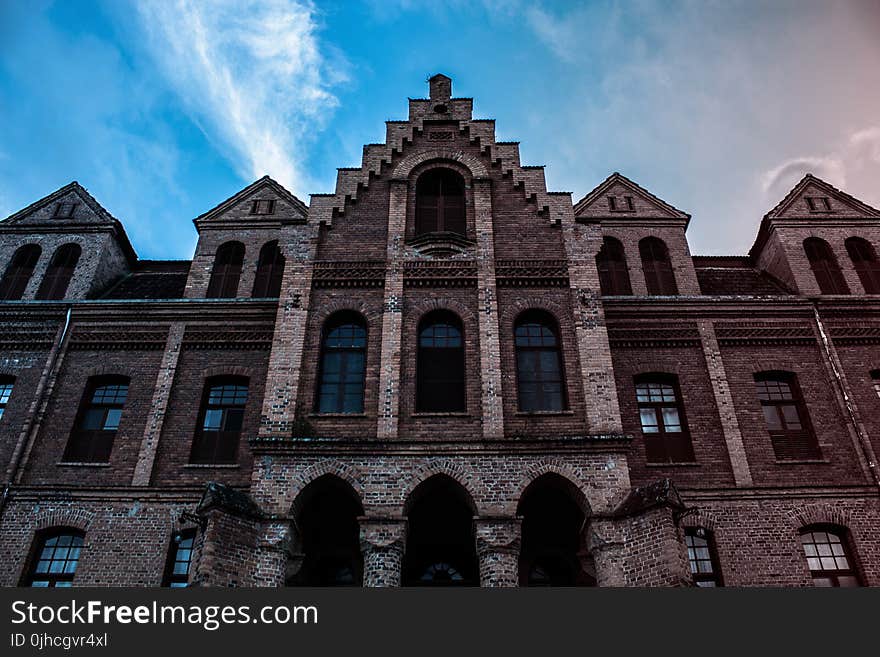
[136,0,345,195]
[761,157,846,197]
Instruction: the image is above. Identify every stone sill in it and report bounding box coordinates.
[308,413,369,419]
[56,462,111,468]
[645,462,700,468]
[411,412,471,418]
[774,459,830,465]
[183,463,240,469]
[514,410,575,417]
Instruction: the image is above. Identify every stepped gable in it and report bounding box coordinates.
[309,74,572,228]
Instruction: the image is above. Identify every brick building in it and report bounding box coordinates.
[1,74,878,587]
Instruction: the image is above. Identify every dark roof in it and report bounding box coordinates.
[693,256,792,295]
[96,260,190,299]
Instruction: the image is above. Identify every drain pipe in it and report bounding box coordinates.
[812,303,880,488]
[0,306,72,522]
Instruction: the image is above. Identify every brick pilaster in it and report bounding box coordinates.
[132,322,185,486]
[697,320,753,487]
[475,516,521,587]
[359,516,406,587]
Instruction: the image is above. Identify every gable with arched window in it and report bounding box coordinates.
[315,312,367,414]
[64,375,130,463]
[845,237,880,294]
[415,168,466,236]
[634,373,694,463]
[753,371,820,461]
[417,310,465,412]
[803,237,849,294]
[252,240,285,298]
[596,236,633,295]
[0,244,41,300]
[514,310,567,412]
[639,237,678,295]
[206,241,245,298]
[24,528,85,587]
[190,376,249,464]
[800,525,861,587]
[35,243,81,300]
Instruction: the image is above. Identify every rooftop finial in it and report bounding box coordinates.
[428,73,452,102]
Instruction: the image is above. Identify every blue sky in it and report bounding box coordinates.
[1,0,879,259]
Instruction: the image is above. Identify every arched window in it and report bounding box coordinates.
[639,237,678,295]
[316,313,367,414]
[0,244,41,300]
[63,375,129,463]
[415,168,466,236]
[685,527,723,587]
[845,237,880,294]
[252,240,285,298]
[596,237,632,295]
[803,237,849,294]
[0,375,14,421]
[800,526,861,587]
[514,311,566,412]
[634,373,694,463]
[163,529,196,588]
[24,529,85,587]
[190,376,248,464]
[35,243,80,300]
[754,372,820,461]
[206,241,245,298]
[417,311,465,412]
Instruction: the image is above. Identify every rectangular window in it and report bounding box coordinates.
[754,374,820,461]
[685,527,723,587]
[191,379,248,463]
[805,196,832,212]
[64,378,129,463]
[607,195,635,212]
[250,199,276,215]
[635,376,694,463]
[53,202,77,218]
[163,530,196,587]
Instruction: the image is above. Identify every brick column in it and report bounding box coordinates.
[376,180,408,440]
[132,322,185,486]
[472,178,505,439]
[475,517,521,587]
[253,520,293,587]
[560,217,623,434]
[697,320,753,487]
[258,224,320,439]
[359,517,406,587]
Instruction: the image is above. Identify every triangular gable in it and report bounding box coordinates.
[765,173,880,220]
[573,172,691,223]
[193,175,309,229]
[2,181,119,226]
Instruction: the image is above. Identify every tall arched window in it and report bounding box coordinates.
[514,310,566,412]
[596,236,632,295]
[35,243,80,300]
[754,372,820,461]
[800,526,861,587]
[316,312,367,414]
[803,237,849,294]
[0,244,41,300]
[206,241,245,298]
[190,376,248,464]
[685,527,723,587]
[163,529,196,588]
[415,168,466,236]
[634,373,694,463]
[639,237,678,295]
[252,240,285,298]
[417,311,465,412]
[63,375,129,463]
[845,237,880,294]
[24,528,85,587]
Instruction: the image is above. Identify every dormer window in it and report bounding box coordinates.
[53,202,77,218]
[250,199,276,215]
[608,195,634,212]
[805,196,832,212]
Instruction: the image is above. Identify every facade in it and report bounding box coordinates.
[0,74,879,588]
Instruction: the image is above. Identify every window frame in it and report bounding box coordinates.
[753,372,821,461]
[639,237,678,295]
[596,236,633,296]
[63,375,130,463]
[414,168,467,236]
[251,240,285,298]
[190,376,249,464]
[684,527,723,587]
[249,199,276,216]
[314,313,368,415]
[206,241,245,299]
[845,237,880,294]
[799,525,861,587]
[162,528,197,588]
[35,243,81,300]
[416,311,466,413]
[513,311,568,413]
[803,237,849,295]
[634,373,695,463]
[0,374,15,422]
[53,202,78,218]
[23,528,85,587]
[0,244,41,301]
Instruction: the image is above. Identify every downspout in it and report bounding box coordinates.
[0,306,72,521]
[811,303,880,488]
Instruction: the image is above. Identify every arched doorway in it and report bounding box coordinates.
[403,475,479,586]
[287,475,364,586]
[517,474,595,586]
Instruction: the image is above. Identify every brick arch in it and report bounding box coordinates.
[507,461,595,516]
[407,296,477,326]
[200,365,257,380]
[787,503,854,531]
[500,296,571,330]
[285,459,365,517]
[313,301,381,325]
[79,365,139,380]
[680,508,720,532]
[30,505,95,533]
[399,459,482,515]
[391,149,489,180]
